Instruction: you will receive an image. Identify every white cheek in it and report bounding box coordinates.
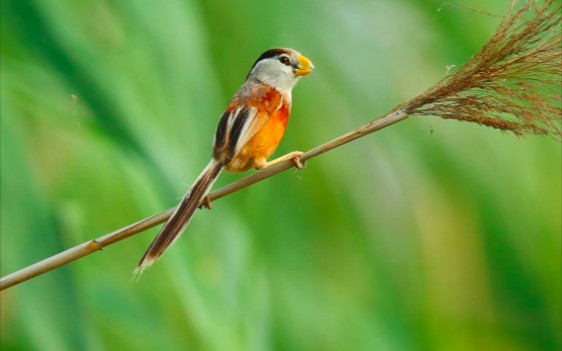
[252,61,300,91]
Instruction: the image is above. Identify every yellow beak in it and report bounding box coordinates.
[294,55,314,76]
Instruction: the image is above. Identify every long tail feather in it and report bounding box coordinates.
[134,159,223,276]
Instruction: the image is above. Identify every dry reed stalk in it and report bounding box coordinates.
[1,0,560,291]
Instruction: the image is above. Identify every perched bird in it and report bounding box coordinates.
[135,48,314,274]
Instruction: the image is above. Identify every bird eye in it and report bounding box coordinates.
[279,56,291,66]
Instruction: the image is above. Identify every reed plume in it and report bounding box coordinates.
[400,0,561,138]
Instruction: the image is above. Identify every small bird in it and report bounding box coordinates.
[135,48,314,274]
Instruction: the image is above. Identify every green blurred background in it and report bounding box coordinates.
[1,0,560,350]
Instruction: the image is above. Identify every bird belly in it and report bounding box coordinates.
[226,107,289,172]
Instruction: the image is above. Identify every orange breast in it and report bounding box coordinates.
[226,97,291,172]
[242,102,290,160]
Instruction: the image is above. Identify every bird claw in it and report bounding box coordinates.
[291,153,305,170]
[198,195,213,210]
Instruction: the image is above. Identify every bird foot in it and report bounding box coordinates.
[198,195,213,210]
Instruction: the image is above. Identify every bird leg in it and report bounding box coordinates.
[256,151,305,170]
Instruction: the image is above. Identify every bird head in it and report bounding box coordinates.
[247,48,314,92]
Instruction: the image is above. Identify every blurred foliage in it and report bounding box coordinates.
[1,0,560,350]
